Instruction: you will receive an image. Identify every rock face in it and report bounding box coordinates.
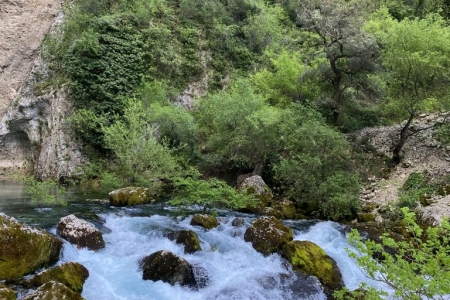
[56,215,105,250]
[21,281,84,300]
[263,200,297,219]
[0,213,62,280]
[190,214,219,230]
[23,262,89,293]
[175,230,202,254]
[244,216,293,255]
[0,1,84,180]
[140,250,197,288]
[281,240,343,292]
[238,175,273,212]
[109,187,152,206]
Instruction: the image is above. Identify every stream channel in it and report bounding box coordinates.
[0,181,387,300]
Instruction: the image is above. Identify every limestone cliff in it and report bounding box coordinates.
[0,0,84,180]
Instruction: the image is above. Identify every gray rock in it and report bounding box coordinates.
[56,215,105,250]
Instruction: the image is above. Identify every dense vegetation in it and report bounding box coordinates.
[40,0,450,221]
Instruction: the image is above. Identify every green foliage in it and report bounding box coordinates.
[13,175,67,206]
[434,121,450,145]
[196,78,281,170]
[102,97,182,187]
[168,174,258,211]
[339,208,450,299]
[273,104,361,220]
[398,171,434,209]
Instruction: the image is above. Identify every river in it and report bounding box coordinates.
[0,181,386,299]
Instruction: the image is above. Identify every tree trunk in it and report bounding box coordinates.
[330,58,343,126]
[392,113,415,165]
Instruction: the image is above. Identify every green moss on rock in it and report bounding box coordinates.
[190,214,219,230]
[0,214,62,281]
[281,240,343,291]
[21,281,85,300]
[0,283,16,300]
[269,200,297,219]
[244,216,293,255]
[24,262,89,293]
[109,187,152,206]
[238,176,273,212]
[176,230,202,254]
[357,213,377,223]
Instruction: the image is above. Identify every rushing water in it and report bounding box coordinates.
[0,181,386,299]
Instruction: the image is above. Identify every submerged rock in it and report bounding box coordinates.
[109,187,152,207]
[0,283,16,300]
[23,262,89,293]
[0,213,62,281]
[21,281,84,300]
[56,215,105,250]
[140,250,197,288]
[231,217,246,227]
[190,214,219,230]
[244,216,293,255]
[176,230,202,254]
[281,240,344,292]
[238,175,273,212]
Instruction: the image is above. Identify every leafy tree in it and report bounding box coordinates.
[336,208,450,299]
[297,0,380,125]
[102,97,181,188]
[196,79,281,173]
[274,104,361,220]
[368,11,450,164]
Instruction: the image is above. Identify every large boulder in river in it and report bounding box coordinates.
[109,186,152,206]
[56,215,105,250]
[23,262,89,293]
[0,213,62,281]
[21,281,84,300]
[238,175,273,212]
[281,240,344,292]
[244,216,293,255]
[263,200,297,219]
[190,214,219,230]
[139,250,197,288]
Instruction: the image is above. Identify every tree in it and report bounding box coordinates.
[336,208,450,299]
[368,11,450,164]
[102,98,181,188]
[297,0,380,125]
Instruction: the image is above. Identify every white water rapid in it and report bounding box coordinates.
[56,212,385,300]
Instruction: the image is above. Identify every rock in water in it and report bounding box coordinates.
[244,216,293,255]
[175,230,202,254]
[190,214,219,229]
[23,262,89,293]
[56,215,105,250]
[140,250,197,288]
[0,213,62,280]
[109,187,152,206]
[21,281,84,300]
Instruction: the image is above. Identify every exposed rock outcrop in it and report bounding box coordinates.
[139,250,197,288]
[238,175,273,212]
[244,216,293,255]
[23,262,89,293]
[56,215,105,250]
[281,240,344,292]
[21,281,84,300]
[109,187,152,207]
[190,214,219,230]
[0,213,62,280]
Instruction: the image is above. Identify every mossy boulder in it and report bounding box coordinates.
[0,213,62,281]
[139,250,197,288]
[281,240,343,292]
[190,214,219,230]
[21,281,84,300]
[231,217,246,227]
[23,262,89,293]
[0,283,16,300]
[238,175,273,212]
[244,216,293,255]
[263,200,297,219]
[167,230,202,254]
[357,213,377,223]
[56,215,105,250]
[109,187,152,207]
